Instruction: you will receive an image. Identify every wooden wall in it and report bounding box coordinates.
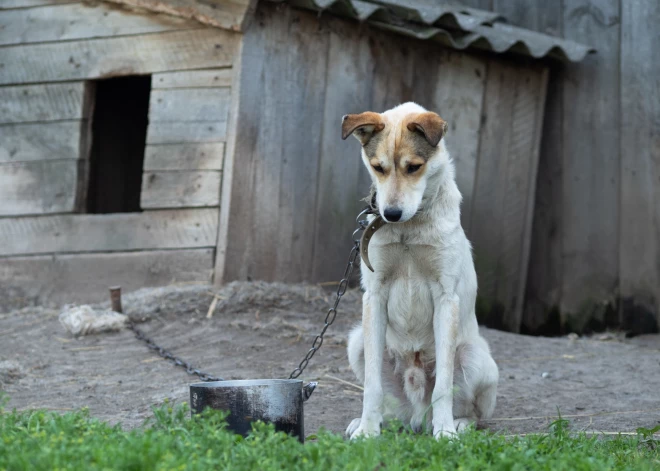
[0,0,238,309]
[456,0,660,333]
[216,2,549,332]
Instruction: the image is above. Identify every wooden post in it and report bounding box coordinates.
[109,286,123,313]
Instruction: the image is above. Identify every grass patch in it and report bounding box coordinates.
[1,401,658,470]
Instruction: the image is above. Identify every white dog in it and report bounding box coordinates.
[342,102,498,439]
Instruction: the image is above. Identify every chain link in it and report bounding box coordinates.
[126,204,373,383]
[126,322,223,382]
[288,206,371,379]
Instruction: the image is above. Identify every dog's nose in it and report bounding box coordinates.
[383,208,403,222]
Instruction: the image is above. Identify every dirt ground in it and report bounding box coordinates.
[1,282,659,436]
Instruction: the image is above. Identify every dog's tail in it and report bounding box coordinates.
[403,352,427,406]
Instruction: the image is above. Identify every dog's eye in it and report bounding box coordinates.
[373,165,385,174]
[407,164,422,174]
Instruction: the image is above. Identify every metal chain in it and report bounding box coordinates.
[125,204,374,383]
[288,205,373,379]
[126,321,223,382]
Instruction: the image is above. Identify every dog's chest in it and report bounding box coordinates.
[368,231,441,352]
[369,229,442,282]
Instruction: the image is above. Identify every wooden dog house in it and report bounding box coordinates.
[0,0,592,331]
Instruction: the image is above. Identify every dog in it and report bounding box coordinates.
[341,102,499,439]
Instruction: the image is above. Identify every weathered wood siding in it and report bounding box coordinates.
[142,71,229,209]
[472,0,660,333]
[0,0,236,306]
[619,0,660,333]
[217,2,548,333]
[1,249,214,309]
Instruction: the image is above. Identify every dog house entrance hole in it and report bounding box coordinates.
[85,75,151,213]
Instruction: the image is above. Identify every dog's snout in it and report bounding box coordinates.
[383,208,403,222]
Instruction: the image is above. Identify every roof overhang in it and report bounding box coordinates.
[275,0,595,62]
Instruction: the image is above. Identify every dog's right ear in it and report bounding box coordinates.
[341,112,385,145]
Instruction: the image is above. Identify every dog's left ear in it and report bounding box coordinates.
[406,112,448,147]
[341,112,385,145]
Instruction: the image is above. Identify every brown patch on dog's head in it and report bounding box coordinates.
[341,103,450,223]
[341,112,385,145]
[405,112,448,147]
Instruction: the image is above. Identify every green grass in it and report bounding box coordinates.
[1,400,658,471]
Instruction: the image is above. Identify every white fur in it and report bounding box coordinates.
[346,102,499,439]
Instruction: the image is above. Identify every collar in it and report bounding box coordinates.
[359,190,384,272]
[360,215,386,272]
[358,190,429,272]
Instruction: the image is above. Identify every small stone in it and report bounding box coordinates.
[541,372,550,378]
[0,360,23,384]
[567,333,579,340]
[508,375,515,380]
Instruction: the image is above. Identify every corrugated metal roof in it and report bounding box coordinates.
[278,0,595,62]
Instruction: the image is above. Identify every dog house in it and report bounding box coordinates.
[0,0,591,331]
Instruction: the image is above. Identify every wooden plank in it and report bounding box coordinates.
[469,61,517,329]
[0,248,214,308]
[0,208,218,256]
[146,121,227,144]
[227,4,287,281]
[219,5,335,283]
[311,16,375,281]
[0,160,78,215]
[495,65,547,333]
[144,143,224,170]
[524,67,564,333]
[0,121,81,162]
[102,0,255,32]
[0,28,237,85]
[425,50,486,234]
[272,7,329,282]
[149,88,231,122]
[620,0,660,329]
[152,68,233,89]
[0,0,75,9]
[471,61,547,333]
[141,170,221,208]
[556,0,621,330]
[213,48,241,285]
[0,82,85,124]
[518,2,564,334]
[0,2,192,46]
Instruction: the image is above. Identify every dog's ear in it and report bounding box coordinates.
[341,112,385,145]
[406,112,448,147]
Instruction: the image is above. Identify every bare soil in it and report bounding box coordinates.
[1,282,659,436]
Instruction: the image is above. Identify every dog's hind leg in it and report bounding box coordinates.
[347,325,365,383]
[452,336,498,431]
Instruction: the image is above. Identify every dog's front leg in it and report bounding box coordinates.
[351,293,387,439]
[431,291,459,438]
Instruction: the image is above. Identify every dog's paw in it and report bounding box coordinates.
[433,423,457,439]
[348,419,381,439]
[345,418,361,437]
[453,418,474,433]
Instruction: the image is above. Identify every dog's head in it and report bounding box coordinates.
[342,102,449,223]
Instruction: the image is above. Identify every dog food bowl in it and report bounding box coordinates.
[190,379,317,442]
